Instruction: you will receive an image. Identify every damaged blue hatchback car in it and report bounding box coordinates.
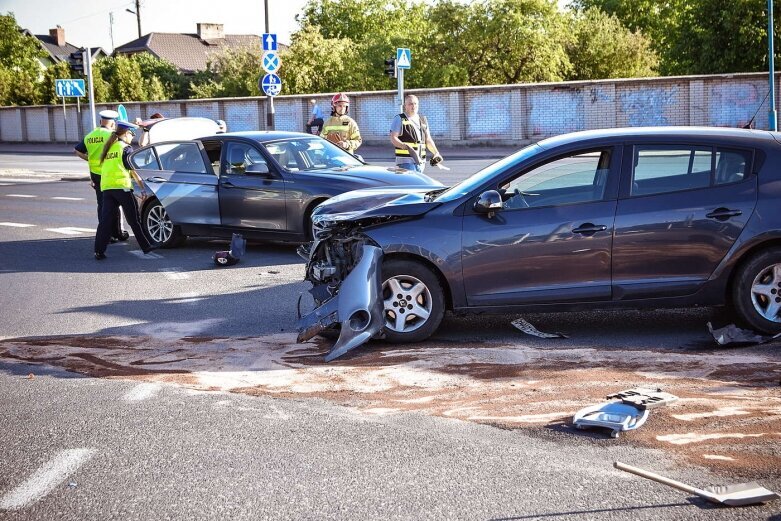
[298,127,781,360]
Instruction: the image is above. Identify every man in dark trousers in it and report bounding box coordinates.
[74,109,127,242]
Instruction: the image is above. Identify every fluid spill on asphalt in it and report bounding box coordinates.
[1,333,780,479]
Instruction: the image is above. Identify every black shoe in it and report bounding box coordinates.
[110,237,119,244]
[142,244,159,255]
[94,252,107,260]
[118,231,130,241]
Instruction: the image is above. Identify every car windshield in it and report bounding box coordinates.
[262,137,363,171]
[433,144,543,202]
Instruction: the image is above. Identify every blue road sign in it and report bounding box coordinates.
[261,73,282,96]
[262,33,277,51]
[262,51,281,73]
[55,79,85,97]
[396,48,411,69]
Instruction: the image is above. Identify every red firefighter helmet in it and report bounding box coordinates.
[331,92,350,112]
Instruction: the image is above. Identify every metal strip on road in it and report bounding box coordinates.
[0,448,95,511]
[51,197,84,201]
[6,194,36,198]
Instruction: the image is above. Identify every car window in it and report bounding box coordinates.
[223,142,268,175]
[500,150,611,209]
[632,146,711,196]
[130,148,160,170]
[715,148,751,185]
[263,138,362,172]
[155,143,209,174]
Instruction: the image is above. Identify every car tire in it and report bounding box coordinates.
[732,248,781,334]
[381,259,445,343]
[142,199,184,248]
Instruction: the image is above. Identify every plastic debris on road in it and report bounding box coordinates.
[573,387,678,438]
[511,317,568,339]
[707,322,781,346]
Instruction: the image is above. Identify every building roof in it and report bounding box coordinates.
[114,32,282,73]
[34,33,80,62]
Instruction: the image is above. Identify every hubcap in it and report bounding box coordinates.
[146,204,173,244]
[750,262,781,323]
[382,275,432,333]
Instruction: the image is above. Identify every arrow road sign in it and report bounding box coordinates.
[260,73,282,97]
[262,51,281,73]
[396,48,411,69]
[262,33,277,51]
[55,79,86,97]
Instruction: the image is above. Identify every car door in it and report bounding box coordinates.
[461,146,621,306]
[131,141,220,225]
[218,140,287,231]
[612,144,758,299]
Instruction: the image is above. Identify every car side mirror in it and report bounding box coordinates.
[474,190,503,217]
[245,163,270,175]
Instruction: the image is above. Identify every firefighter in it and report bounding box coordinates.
[320,93,362,154]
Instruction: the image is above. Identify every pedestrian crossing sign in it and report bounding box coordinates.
[396,48,411,69]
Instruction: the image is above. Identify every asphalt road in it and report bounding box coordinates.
[0,151,779,520]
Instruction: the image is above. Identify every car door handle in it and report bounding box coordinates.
[573,223,607,235]
[706,208,742,220]
[145,176,167,183]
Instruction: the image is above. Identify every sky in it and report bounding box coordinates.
[1,0,311,52]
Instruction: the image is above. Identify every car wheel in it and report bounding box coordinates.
[381,259,445,343]
[143,199,184,248]
[732,248,781,334]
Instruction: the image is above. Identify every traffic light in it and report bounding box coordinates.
[70,50,85,75]
[384,58,396,78]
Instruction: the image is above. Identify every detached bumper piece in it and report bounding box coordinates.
[573,387,677,438]
[297,245,384,362]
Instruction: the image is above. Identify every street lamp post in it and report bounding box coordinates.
[126,0,142,39]
[770,0,777,131]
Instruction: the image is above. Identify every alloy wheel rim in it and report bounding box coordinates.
[750,262,781,323]
[382,274,432,333]
[146,204,173,244]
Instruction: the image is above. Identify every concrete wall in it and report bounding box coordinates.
[1,72,777,145]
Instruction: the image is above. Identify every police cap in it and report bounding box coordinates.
[98,109,119,120]
[116,120,139,133]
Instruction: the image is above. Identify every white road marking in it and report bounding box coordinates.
[2,178,49,184]
[128,250,162,259]
[6,194,36,198]
[0,448,95,511]
[45,227,95,236]
[123,383,161,401]
[51,197,84,201]
[0,222,35,228]
[159,267,190,280]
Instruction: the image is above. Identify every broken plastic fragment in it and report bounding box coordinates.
[511,317,568,338]
[706,322,781,346]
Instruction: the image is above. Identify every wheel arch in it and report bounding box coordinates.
[725,238,781,301]
[302,197,329,239]
[383,252,453,311]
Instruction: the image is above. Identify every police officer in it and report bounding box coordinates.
[320,93,362,154]
[74,109,127,242]
[93,121,154,260]
[390,94,443,173]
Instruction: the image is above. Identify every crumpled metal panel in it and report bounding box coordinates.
[297,245,384,362]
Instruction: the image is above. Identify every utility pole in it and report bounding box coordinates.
[134,0,142,38]
[264,0,275,130]
[770,0,777,131]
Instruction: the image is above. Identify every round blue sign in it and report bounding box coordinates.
[260,73,282,97]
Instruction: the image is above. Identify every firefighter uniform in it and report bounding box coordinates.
[321,114,362,154]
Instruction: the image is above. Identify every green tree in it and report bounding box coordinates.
[566,8,658,80]
[0,12,47,105]
[131,52,184,99]
[278,24,361,94]
[188,47,261,98]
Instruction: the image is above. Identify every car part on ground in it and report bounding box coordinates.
[573,387,677,438]
[706,321,781,346]
[142,198,183,248]
[614,461,780,507]
[213,233,246,267]
[297,243,384,362]
[511,317,568,338]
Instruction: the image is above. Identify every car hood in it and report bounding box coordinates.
[301,165,442,187]
[312,186,443,224]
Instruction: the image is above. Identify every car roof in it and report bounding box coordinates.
[215,131,316,143]
[538,126,781,149]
